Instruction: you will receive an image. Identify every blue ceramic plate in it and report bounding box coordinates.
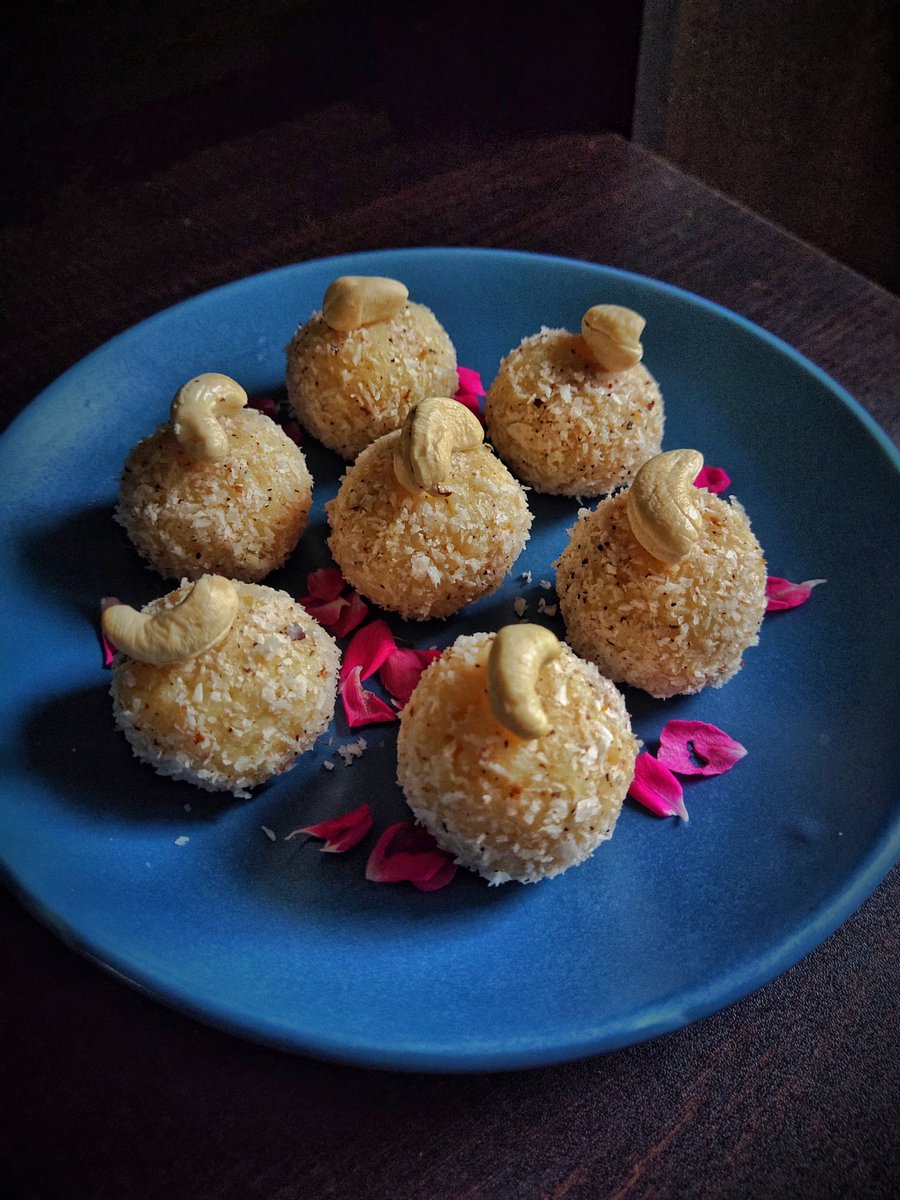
[1,248,898,1071]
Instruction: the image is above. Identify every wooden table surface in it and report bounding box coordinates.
[2,109,898,1199]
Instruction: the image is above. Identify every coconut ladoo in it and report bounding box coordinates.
[117,373,313,582]
[286,275,459,460]
[485,304,664,496]
[326,397,532,621]
[397,626,638,884]
[103,576,339,796]
[556,449,767,698]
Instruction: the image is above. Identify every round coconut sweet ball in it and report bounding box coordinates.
[556,450,767,698]
[286,275,459,461]
[104,576,339,796]
[326,398,532,620]
[485,305,664,496]
[117,373,313,582]
[397,627,638,884]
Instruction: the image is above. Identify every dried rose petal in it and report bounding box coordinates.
[765,576,826,612]
[456,366,486,397]
[282,418,304,445]
[341,666,398,728]
[693,465,731,493]
[332,590,369,638]
[248,395,280,421]
[628,752,689,820]
[100,596,120,668]
[365,821,458,891]
[306,566,347,603]
[379,647,441,706]
[658,720,747,777]
[289,802,373,853]
[341,620,397,684]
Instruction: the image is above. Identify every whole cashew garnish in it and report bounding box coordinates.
[322,275,409,331]
[170,373,248,462]
[487,624,562,740]
[581,304,645,372]
[393,397,484,496]
[625,449,705,564]
[101,575,240,665]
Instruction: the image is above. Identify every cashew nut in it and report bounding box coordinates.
[322,275,409,331]
[170,373,248,462]
[487,624,562,740]
[581,304,645,372]
[625,449,705,563]
[393,397,484,496]
[102,575,240,665]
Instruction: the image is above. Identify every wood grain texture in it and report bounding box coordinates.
[1,110,898,1199]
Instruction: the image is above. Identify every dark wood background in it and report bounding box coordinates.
[4,0,897,289]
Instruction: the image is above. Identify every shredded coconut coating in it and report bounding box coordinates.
[485,328,664,495]
[116,410,313,582]
[110,581,339,796]
[556,489,767,698]
[285,302,459,460]
[397,632,637,884]
[326,431,532,620]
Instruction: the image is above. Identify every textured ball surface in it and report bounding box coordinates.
[398,632,637,884]
[556,488,767,697]
[326,430,532,620]
[286,301,458,460]
[110,581,339,795]
[117,409,312,582]
[485,328,664,495]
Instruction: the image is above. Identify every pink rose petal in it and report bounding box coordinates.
[248,395,279,421]
[765,576,826,612]
[658,720,747,777]
[379,647,442,706]
[301,593,349,630]
[341,620,397,683]
[694,465,731,493]
[628,752,689,820]
[365,821,458,891]
[100,596,120,668]
[281,418,304,445]
[288,802,373,853]
[332,590,369,638]
[305,567,347,603]
[453,389,485,425]
[341,666,398,728]
[456,366,486,396]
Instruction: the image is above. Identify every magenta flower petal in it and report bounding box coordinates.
[365,821,458,891]
[306,566,347,602]
[658,720,747,777]
[301,593,349,630]
[456,366,486,396]
[100,596,120,667]
[453,389,486,425]
[332,590,369,638]
[341,666,398,728]
[628,752,688,820]
[291,802,373,853]
[341,620,397,684]
[248,395,279,421]
[379,647,441,706]
[281,418,304,445]
[765,576,826,611]
[693,465,731,493]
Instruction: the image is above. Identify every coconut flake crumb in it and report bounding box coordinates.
[261,826,276,841]
[537,598,558,616]
[337,737,368,765]
[174,836,190,846]
[323,759,335,770]
[519,571,533,583]
[514,597,528,618]
[539,579,552,590]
